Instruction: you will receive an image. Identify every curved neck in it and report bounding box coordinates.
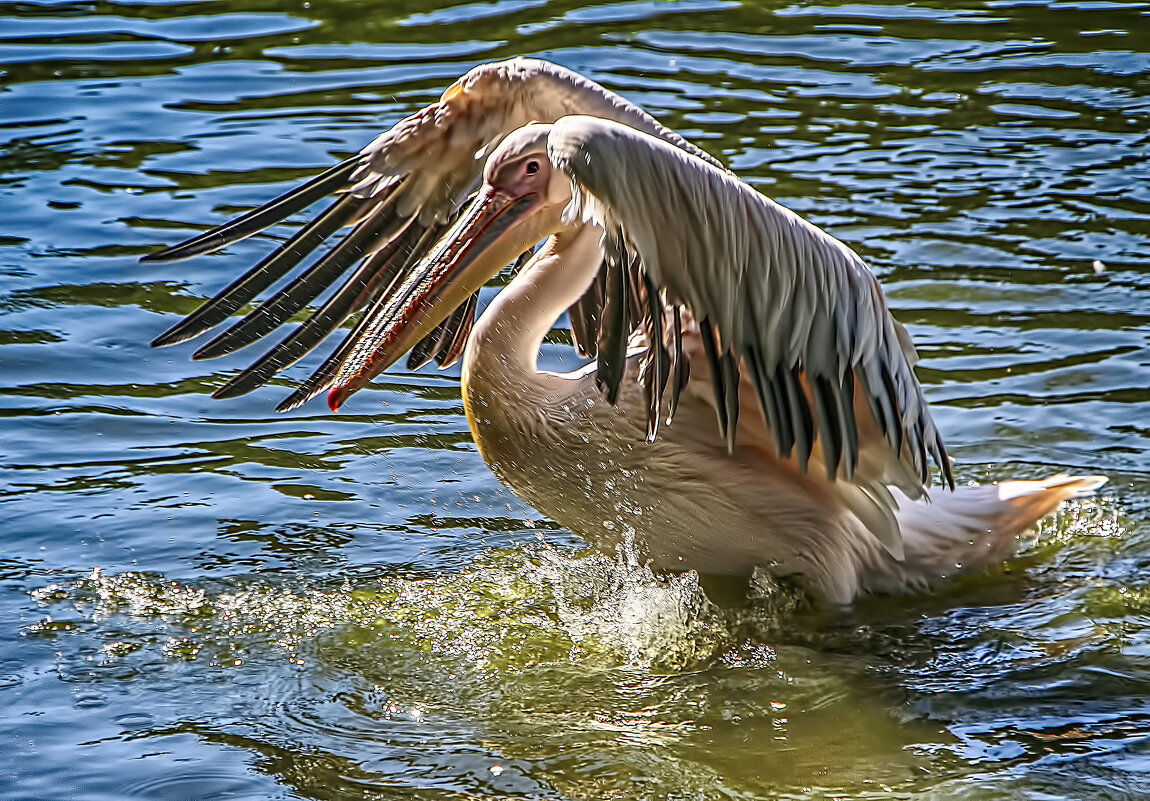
[465,224,603,378]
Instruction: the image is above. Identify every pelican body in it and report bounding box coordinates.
[144,59,1104,604]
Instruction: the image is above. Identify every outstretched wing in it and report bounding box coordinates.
[548,115,953,502]
[145,58,721,412]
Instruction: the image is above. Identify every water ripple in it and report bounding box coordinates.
[2,0,1149,796]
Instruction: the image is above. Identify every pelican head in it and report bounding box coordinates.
[476,121,573,243]
[324,123,575,408]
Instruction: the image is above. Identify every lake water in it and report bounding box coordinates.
[2,0,1149,798]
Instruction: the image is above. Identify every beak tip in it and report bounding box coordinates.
[327,386,346,413]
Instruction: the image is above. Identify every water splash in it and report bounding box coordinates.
[28,543,783,675]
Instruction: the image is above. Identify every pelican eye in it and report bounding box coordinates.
[525,160,540,175]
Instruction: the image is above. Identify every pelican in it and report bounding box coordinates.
[145,58,1104,604]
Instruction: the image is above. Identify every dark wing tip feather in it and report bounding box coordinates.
[667,306,686,424]
[782,366,814,472]
[149,166,388,352]
[150,325,199,349]
[210,220,427,407]
[211,371,261,401]
[141,156,362,264]
[637,268,670,443]
[406,301,461,371]
[837,369,859,480]
[746,347,792,459]
[595,229,630,405]
[720,348,740,454]
[191,197,407,362]
[698,318,729,444]
[568,264,604,359]
[278,378,332,414]
[140,232,228,264]
[435,291,479,369]
[811,375,843,481]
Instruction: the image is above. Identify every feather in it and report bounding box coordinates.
[640,269,671,442]
[194,191,408,360]
[268,218,458,410]
[698,318,729,444]
[837,369,859,481]
[550,114,950,495]
[142,156,363,264]
[151,58,727,409]
[406,304,458,371]
[596,226,629,405]
[150,192,366,348]
[434,290,479,369]
[407,289,478,370]
[209,219,428,400]
[568,261,604,358]
[781,365,814,473]
[720,346,740,455]
[746,346,790,458]
[668,305,686,424]
[812,375,843,481]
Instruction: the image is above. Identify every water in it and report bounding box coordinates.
[2,0,1148,797]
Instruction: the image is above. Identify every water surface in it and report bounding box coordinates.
[2,0,1149,798]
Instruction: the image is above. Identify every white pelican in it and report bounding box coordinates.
[145,58,1104,604]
